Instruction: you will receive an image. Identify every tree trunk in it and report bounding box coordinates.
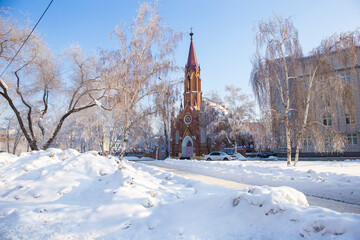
[285,116,292,166]
[6,129,10,153]
[12,131,22,154]
[294,140,301,167]
[119,129,130,162]
[1,93,39,150]
[42,111,71,150]
[163,121,169,157]
[294,76,314,167]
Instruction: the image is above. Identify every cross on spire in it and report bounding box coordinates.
[186,28,198,71]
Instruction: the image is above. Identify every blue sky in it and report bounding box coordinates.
[2,0,360,100]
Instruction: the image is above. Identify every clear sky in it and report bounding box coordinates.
[1,0,360,101]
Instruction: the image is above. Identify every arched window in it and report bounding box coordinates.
[187,76,190,91]
[176,131,179,144]
[200,128,206,144]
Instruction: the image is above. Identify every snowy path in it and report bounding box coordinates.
[143,162,360,214]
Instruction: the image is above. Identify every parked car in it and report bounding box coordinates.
[204,152,231,161]
[260,152,271,158]
[260,152,275,158]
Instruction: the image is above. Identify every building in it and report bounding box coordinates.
[170,32,257,158]
[270,51,360,157]
[170,32,207,158]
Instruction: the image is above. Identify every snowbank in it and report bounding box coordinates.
[237,152,246,160]
[0,149,359,239]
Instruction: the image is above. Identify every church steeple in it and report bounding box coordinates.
[186,30,198,71]
[184,30,202,110]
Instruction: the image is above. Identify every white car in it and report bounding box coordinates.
[204,152,231,161]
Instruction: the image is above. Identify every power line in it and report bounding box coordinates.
[0,0,54,79]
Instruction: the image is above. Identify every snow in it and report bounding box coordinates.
[0,79,8,90]
[203,98,229,115]
[149,158,360,205]
[123,156,155,161]
[95,99,102,107]
[0,149,359,239]
[237,152,246,160]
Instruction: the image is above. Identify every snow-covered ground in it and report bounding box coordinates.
[0,149,359,239]
[148,158,360,205]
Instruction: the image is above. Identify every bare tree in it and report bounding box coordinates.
[290,31,360,166]
[224,85,255,154]
[200,87,254,153]
[200,91,226,152]
[251,111,275,152]
[0,10,110,150]
[100,2,181,160]
[2,115,25,154]
[251,15,360,166]
[251,15,302,165]
[154,77,181,157]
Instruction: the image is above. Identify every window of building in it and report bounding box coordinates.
[341,74,351,83]
[347,134,358,145]
[176,131,179,144]
[325,136,333,147]
[303,137,312,147]
[200,128,206,144]
[323,115,332,126]
[345,114,355,125]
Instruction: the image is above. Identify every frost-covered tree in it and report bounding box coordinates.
[100,2,181,160]
[154,77,181,157]
[224,85,255,154]
[0,11,110,150]
[251,111,275,152]
[200,87,254,153]
[251,15,360,166]
[200,91,227,152]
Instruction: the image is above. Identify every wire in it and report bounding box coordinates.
[0,0,54,79]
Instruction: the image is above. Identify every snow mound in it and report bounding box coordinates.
[1,149,360,239]
[0,152,17,167]
[237,153,246,160]
[124,156,140,161]
[233,186,309,209]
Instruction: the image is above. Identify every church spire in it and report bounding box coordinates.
[186,30,198,71]
[183,29,202,111]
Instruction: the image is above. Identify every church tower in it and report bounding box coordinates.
[170,31,207,158]
[184,31,202,110]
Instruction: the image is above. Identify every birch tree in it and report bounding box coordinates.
[251,15,302,165]
[251,15,359,166]
[100,2,181,160]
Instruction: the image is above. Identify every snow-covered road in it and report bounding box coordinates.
[142,160,360,214]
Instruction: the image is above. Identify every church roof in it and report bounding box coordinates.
[186,32,198,70]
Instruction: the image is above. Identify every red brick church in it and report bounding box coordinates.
[170,32,208,158]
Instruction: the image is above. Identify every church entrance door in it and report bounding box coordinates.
[186,140,193,158]
[181,136,193,158]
